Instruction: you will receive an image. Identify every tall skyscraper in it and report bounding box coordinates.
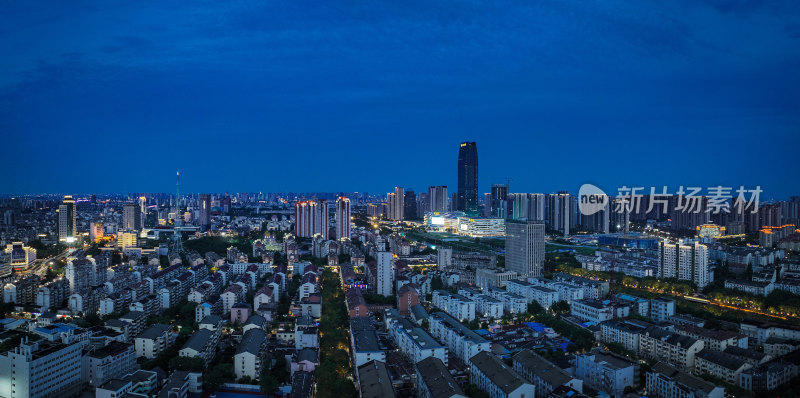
[294,200,328,239]
[138,196,147,228]
[658,240,709,288]
[57,195,76,243]
[457,141,479,214]
[404,189,417,220]
[335,196,351,240]
[317,199,329,239]
[546,192,573,236]
[483,193,492,217]
[428,186,449,212]
[387,187,405,221]
[199,194,211,230]
[505,219,545,278]
[376,251,394,296]
[490,184,508,218]
[581,198,610,234]
[416,193,430,215]
[508,193,545,221]
[122,202,142,231]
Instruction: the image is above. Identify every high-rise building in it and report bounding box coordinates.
[457,141,478,214]
[294,200,329,238]
[199,194,211,230]
[138,196,147,228]
[89,222,104,242]
[404,189,417,220]
[417,193,430,215]
[57,195,77,243]
[387,187,405,221]
[669,196,709,232]
[490,184,508,218]
[546,192,573,236]
[437,247,453,271]
[507,193,546,221]
[123,202,142,231]
[376,251,394,296]
[505,220,545,278]
[335,196,351,240]
[658,240,709,288]
[428,186,449,212]
[581,194,610,234]
[483,193,492,217]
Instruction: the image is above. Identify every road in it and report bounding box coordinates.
[29,249,74,276]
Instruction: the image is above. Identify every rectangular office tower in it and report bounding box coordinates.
[505,220,545,278]
[490,183,508,218]
[199,194,211,229]
[457,141,478,214]
[57,195,76,243]
[123,202,142,231]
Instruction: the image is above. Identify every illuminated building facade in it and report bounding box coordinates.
[199,194,211,230]
[294,200,328,239]
[456,141,478,214]
[123,202,142,231]
[58,195,77,243]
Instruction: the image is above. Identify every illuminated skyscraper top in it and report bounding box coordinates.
[457,141,478,214]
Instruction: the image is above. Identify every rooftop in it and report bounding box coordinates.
[236,328,266,356]
[651,362,718,394]
[470,351,527,394]
[416,357,465,397]
[357,360,396,398]
[513,349,573,387]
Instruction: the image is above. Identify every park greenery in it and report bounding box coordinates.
[183,236,254,259]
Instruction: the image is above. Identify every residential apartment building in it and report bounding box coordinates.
[432,290,476,321]
[470,351,535,398]
[639,327,704,372]
[429,311,491,364]
[134,324,171,359]
[512,349,583,398]
[385,310,447,365]
[416,357,466,398]
[575,349,638,397]
[646,362,724,398]
[0,340,83,398]
[234,329,268,380]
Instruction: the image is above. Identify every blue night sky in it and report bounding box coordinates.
[1,1,798,199]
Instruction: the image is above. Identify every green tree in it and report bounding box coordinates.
[551,300,571,316]
[430,275,444,292]
[527,301,545,315]
[168,356,205,372]
[464,384,490,398]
